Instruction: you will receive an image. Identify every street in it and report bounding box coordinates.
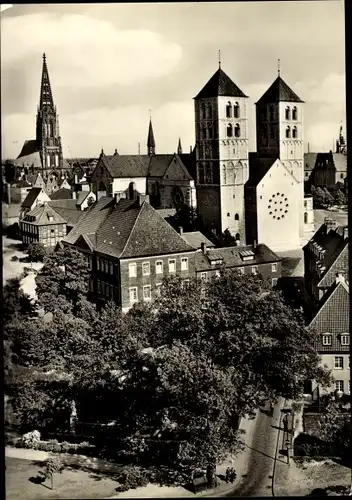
[225,401,286,497]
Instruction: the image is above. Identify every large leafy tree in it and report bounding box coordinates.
[35,245,90,313]
[3,277,36,325]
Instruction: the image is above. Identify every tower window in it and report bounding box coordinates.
[234,124,240,138]
[201,103,206,119]
[226,102,232,118]
[292,107,297,120]
[235,213,239,221]
[207,104,213,119]
[285,107,291,120]
[234,102,240,118]
[292,126,298,139]
[227,123,233,138]
[286,126,291,138]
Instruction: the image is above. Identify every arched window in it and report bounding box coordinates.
[226,102,232,118]
[292,107,297,120]
[128,181,136,200]
[234,123,240,138]
[304,212,308,224]
[235,233,240,240]
[198,164,205,184]
[234,102,240,118]
[201,103,206,119]
[235,213,239,221]
[292,126,298,139]
[227,123,233,137]
[207,103,212,119]
[286,126,291,138]
[285,107,291,120]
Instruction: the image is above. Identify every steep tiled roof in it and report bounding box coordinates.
[50,188,72,200]
[256,76,304,104]
[102,154,150,178]
[195,68,247,99]
[304,153,318,172]
[309,280,349,353]
[181,231,215,249]
[24,203,66,225]
[195,244,282,272]
[332,152,347,173]
[21,187,43,208]
[48,199,77,209]
[16,140,40,159]
[148,155,174,177]
[50,207,84,228]
[96,199,195,259]
[63,196,115,245]
[303,223,349,287]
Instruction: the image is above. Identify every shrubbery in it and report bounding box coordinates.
[15,434,93,454]
[116,465,150,492]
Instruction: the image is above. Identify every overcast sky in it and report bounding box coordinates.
[1,1,346,159]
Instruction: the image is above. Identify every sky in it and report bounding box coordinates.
[1,1,346,159]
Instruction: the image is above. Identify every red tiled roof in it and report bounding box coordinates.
[195,68,247,99]
[256,76,304,104]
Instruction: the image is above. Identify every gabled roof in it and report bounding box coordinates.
[195,244,282,272]
[48,199,77,209]
[48,206,84,228]
[148,155,174,177]
[162,154,193,181]
[96,199,195,259]
[50,188,72,201]
[76,191,90,205]
[99,154,150,178]
[21,187,43,208]
[16,140,40,160]
[63,196,116,245]
[309,279,349,352]
[256,76,304,104]
[23,203,66,225]
[304,153,318,172]
[181,231,215,249]
[195,68,247,99]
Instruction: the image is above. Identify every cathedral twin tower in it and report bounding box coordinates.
[194,63,305,248]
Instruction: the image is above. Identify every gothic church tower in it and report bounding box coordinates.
[255,73,305,236]
[194,64,249,241]
[36,53,64,179]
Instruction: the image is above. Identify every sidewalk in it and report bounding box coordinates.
[5,414,257,498]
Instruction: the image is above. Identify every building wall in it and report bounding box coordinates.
[119,251,196,312]
[197,186,221,233]
[319,353,350,395]
[303,196,314,232]
[256,160,300,252]
[21,221,67,247]
[112,177,147,197]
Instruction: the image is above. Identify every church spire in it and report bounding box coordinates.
[39,52,54,110]
[147,113,155,156]
[177,137,183,155]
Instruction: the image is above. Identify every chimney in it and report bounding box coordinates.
[201,242,207,254]
[343,227,348,240]
[335,273,345,285]
[178,226,183,235]
[324,217,337,233]
[72,191,77,200]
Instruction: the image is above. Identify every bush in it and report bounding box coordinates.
[27,242,47,263]
[11,255,19,262]
[14,436,94,454]
[116,465,150,492]
[20,430,41,448]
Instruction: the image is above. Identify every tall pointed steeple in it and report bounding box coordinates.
[39,53,55,110]
[147,115,155,156]
[177,137,183,155]
[36,53,64,179]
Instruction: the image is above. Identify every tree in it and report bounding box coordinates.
[312,186,326,208]
[44,457,63,490]
[323,188,334,207]
[334,189,346,206]
[212,229,236,247]
[318,400,351,459]
[27,242,47,262]
[3,277,36,325]
[166,204,201,233]
[35,245,90,313]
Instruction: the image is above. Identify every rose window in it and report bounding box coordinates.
[268,193,289,220]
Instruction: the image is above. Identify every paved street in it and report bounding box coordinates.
[225,401,286,497]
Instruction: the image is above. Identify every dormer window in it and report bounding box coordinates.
[292,106,297,120]
[226,102,232,118]
[285,126,291,138]
[322,334,332,346]
[234,102,240,118]
[234,124,240,138]
[227,123,233,138]
[239,250,255,261]
[285,107,291,120]
[341,334,350,346]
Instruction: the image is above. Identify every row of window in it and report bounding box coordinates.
[200,102,242,120]
[334,380,350,394]
[22,223,39,234]
[285,106,298,121]
[285,126,298,139]
[197,164,220,185]
[226,123,241,138]
[97,257,114,274]
[198,264,277,276]
[97,279,115,299]
[322,334,349,346]
[129,257,189,278]
[226,102,240,119]
[334,356,350,369]
[23,235,38,245]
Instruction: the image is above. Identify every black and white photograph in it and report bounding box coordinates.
[2,1,349,498]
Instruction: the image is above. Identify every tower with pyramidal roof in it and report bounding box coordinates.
[194,62,249,241]
[36,53,64,179]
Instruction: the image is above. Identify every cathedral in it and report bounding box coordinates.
[194,63,305,251]
[15,54,70,182]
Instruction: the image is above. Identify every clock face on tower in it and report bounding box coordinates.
[267,192,289,220]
